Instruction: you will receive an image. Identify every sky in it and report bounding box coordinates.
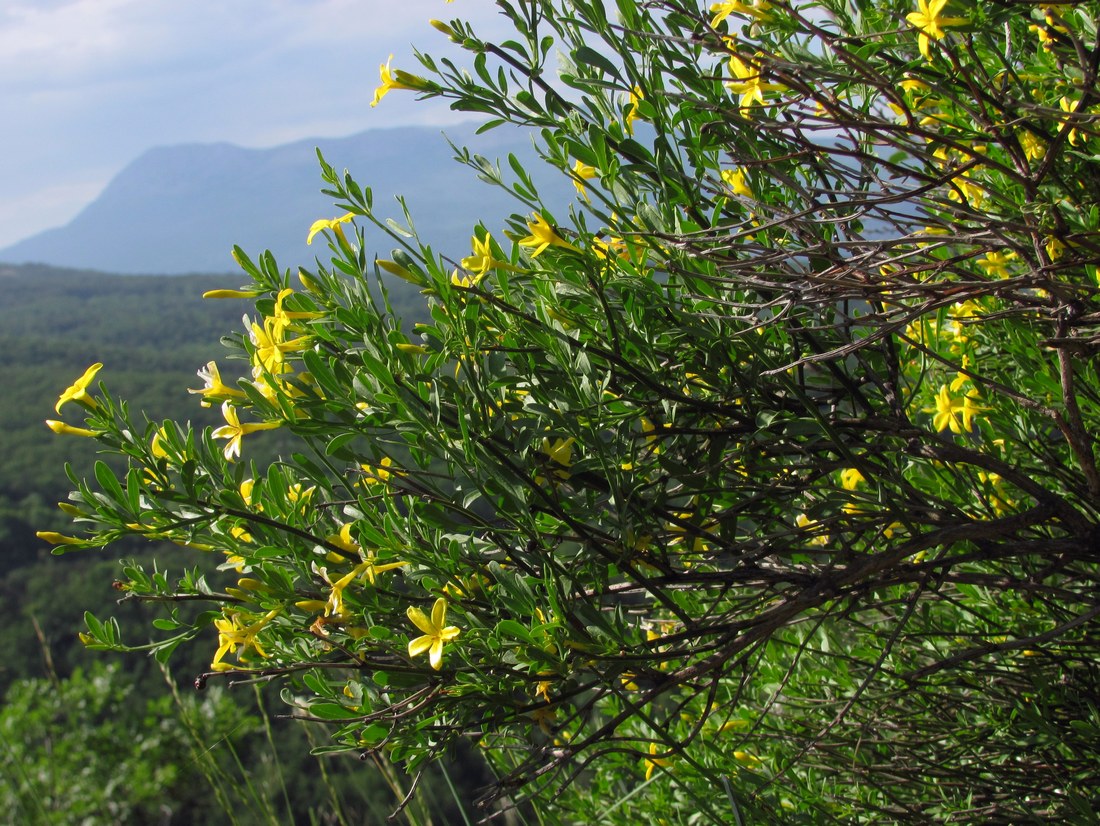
[0,0,508,248]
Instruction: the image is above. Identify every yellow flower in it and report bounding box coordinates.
[624,86,645,134]
[795,513,828,547]
[840,467,865,491]
[733,750,762,768]
[1059,97,1083,145]
[239,478,261,509]
[1019,130,1046,162]
[538,437,575,483]
[709,1,772,28]
[272,288,323,328]
[188,361,246,407]
[407,597,461,670]
[35,530,87,546]
[249,316,310,375]
[455,233,519,286]
[45,420,99,438]
[518,213,580,258]
[906,0,968,60]
[721,168,754,198]
[202,288,263,299]
[306,212,355,245]
[150,426,172,460]
[359,456,394,487]
[370,55,429,108]
[326,523,361,555]
[211,403,282,461]
[977,250,1014,279]
[56,363,102,413]
[572,159,598,198]
[212,608,279,668]
[928,385,983,434]
[727,54,784,112]
[644,743,675,780]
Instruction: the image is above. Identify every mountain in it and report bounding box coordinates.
[0,123,572,275]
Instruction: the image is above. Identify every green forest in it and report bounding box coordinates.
[0,265,469,823]
[13,0,1100,823]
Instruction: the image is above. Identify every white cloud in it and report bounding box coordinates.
[0,1,511,248]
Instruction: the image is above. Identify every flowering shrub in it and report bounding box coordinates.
[42,1,1100,821]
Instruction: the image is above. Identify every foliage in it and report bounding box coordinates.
[0,661,255,825]
[42,1,1100,822]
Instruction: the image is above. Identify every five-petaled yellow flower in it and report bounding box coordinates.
[306,212,355,245]
[840,467,865,491]
[212,402,282,461]
[727,54,784,112]
[188,361,246,407]
[906,0,968,60]
[977,250,1014,279]
[454,233,519,286]
[211,608,279,669]
[709,1,772,29]
[56,363,102,413]
[928,384,983,434]
[407,597,461,670]
[370,55,429,108]
[571,159,598,199]
[518,214,580,258]
[721,168,754,198]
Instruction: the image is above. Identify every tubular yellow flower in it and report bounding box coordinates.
[249,316,310,375]
[624,86,645,134]
[211,608,279,668]
[927,385,984,434]
[571,159,598,198]
[455,233,519,286]
[35,530,87,546]
[359,456,394,487]
[840,467,865,491]
[56,363,102,413]
[709,1,772,29]
[1019,130,1046,162]
[407,597,460,670]
[733,750,762,768]
[721,168,754,198]
[370,55,430,108]
[273,288,323,327]
[977,250,1014,279]
[1059,97,1083,145]
[539,437,575,482]
[727,54,784,112]
[150,426,171,460]
[306,212,355,245]
[644,743,675,780]
[188,361,246,407]
[518,214,580,258]
[45,420,99,438]
[211,402,282,461]
[906,0,968,61]
[202,288,263,299]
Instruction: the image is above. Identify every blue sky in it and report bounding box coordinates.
[0,0,506,248]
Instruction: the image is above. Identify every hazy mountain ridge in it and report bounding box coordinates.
[0,122,570,274]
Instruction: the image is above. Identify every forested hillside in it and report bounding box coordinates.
[0,263,474,823]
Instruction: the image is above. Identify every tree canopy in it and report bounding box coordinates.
[43,1,1100,821]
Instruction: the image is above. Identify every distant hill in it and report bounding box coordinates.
[0,123,572,275]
